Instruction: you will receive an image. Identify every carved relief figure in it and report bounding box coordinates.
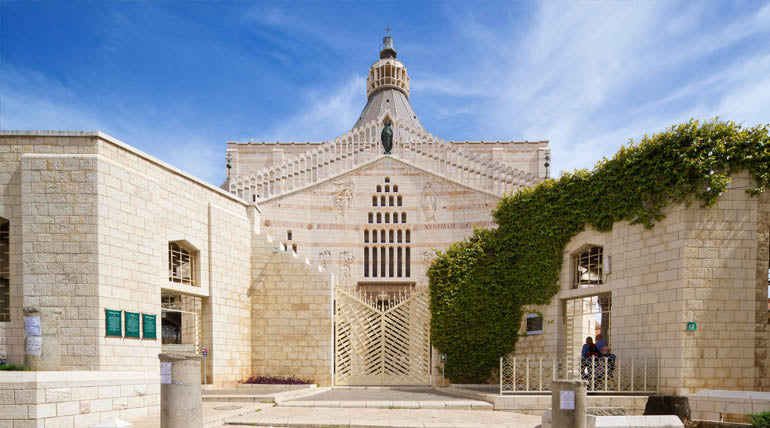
[421,182,438,222]
[338,251,355,286]
[317,250,332,272]
[332,181,355,220]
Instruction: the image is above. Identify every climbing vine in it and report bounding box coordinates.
[429,119,770,382]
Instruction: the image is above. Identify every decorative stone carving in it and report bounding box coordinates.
[317,250,332,272]
[338,251,355,286]
[332,181,355,220]
[421,182,438,222]
[421,250,436,263]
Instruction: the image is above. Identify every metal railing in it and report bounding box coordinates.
[500,355,659,395]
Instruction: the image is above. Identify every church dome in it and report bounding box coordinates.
[352,31,424,132]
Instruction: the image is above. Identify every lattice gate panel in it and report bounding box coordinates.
[334,289,430,386]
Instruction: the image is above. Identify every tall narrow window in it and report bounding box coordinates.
[389,247,394,277]
[369,213,373,223]
[373,230,377,243]
[372,196,377,206]
[380,230,386,242]
[406,230,411,243]
[397,196,402,206]
[292,243,297,253]
[402,212,407,223]
[405,247,411,277]
[393,185,399,192]
[393,214,398,224]
[364,247,369,277]
[372,246,378,278]
[377,185,382,192]
[397,247,403,277]
[397,230,402,243]
[287,230,292,241]
[389,196,394,206]
[381,247,386,277]
[381,196,386,206]
[364,230,369,243]
[385,212,390,223]
[0,218,9,322]
[385,185,390,192]
[385,177,390,183]
[377,213,382,223]
[389,230,394,243]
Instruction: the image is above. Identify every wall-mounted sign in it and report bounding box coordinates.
[125,312,141,338]
[106,309,122,337]
[142,313,157,339]
[560,390,575,410]
[439,353,447,363]
[686,322,697,331]
[25,316,41,336]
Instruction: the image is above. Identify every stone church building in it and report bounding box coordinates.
[0,33,767,425]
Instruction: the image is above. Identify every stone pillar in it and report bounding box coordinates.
[159,353,202,428]
[23,307,62,370]
[551,379,587,428]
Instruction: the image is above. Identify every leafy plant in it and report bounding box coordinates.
[429,119,770,382]
[0,363,31,371]
[241,375,314,385]
[750,410,770,428]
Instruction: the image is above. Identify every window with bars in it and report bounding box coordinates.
[169,242,198,286]
[362,178,411,279]
[0,218,9,322]
[573,246,603,288]
[525,313,543,335]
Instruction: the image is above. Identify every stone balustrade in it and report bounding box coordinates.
[229,119,538,203]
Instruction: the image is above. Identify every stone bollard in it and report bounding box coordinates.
[551,379,587,428]
[158,353,202,428]
[23,307,62,370]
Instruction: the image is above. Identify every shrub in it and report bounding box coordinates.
[241,375,313,385]
[750,410,770,428]
[0,363,31,371]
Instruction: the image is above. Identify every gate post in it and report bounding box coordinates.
[551,379,587,428]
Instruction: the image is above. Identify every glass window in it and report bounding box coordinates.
[169,242,197,286]
[525,313,543,335]
[574,246,603,288]
[0,218,9,322]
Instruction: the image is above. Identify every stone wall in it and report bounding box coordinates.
[756,191,769,391]
[512,172,766,395]
[250,241,333,385]
[0,371,158,427]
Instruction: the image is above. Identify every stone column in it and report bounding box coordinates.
[551,379,587,428]
[23,307,62,370]
[158,353,202,428]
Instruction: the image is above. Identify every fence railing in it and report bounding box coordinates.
[500,356,659,395]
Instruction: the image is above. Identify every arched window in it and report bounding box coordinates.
[389,230,394,243]
[402,212,407,223]
[397,247,403,277]
[393,185,398,193]
[380,230,386,242]
[405,247,411,277]
[364,229,369,243]
[377,185,382,192]
[0,217,9,322]
[397,195,402,206]
[372,195,377,207]
[381,247,386,277]
[389,196,394,206]
[381,196,386,206]
[385,212,390,223]
[364,247,369,277]
[389,247,394,277]
[385,177,390,183]
[368,213,373,223]
[287,230,292,241]
[397,230,402,243]
[406,230,411,243]
[292,243,297,253]
[393,213,398,224]
[385,185,390,192]
[377,213,382,223]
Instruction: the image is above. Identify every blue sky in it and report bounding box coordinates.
[1,1,769,185]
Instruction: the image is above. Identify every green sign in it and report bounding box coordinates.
[142,313,157,340]
[105,309,122,337]
[686,322,697,331]
[125,312,141,338]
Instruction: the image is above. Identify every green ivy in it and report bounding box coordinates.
[428,119,770,382]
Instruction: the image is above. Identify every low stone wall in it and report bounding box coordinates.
[687,390,770,423]
[0,371,158,427]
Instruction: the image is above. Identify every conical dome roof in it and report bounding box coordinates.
[352,32,424,132]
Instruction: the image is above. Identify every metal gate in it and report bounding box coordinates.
[334,288,431,386]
